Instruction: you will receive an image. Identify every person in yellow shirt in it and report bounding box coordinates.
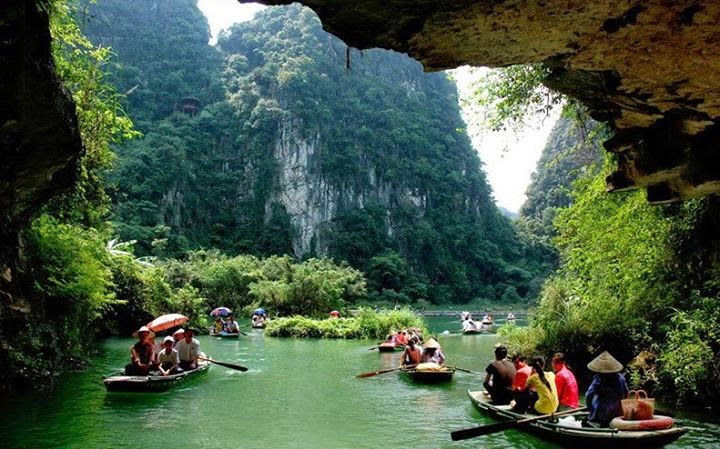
[525,356,559,414]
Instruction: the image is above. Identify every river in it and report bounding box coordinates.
[1,316,718,449]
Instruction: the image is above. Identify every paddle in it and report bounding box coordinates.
[356,364,417,378]
[198,356,248,372]
[448,366,479,375]
[450,406,587,441]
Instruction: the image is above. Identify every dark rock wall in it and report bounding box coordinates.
[0,1,82,306]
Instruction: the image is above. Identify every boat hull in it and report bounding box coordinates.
[377,343,403,352]
[210,331,240,338]
[401,367,455,383]
[103,362,210,392]
[466,390,687,449]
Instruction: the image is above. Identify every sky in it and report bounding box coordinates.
[197,1,558,213]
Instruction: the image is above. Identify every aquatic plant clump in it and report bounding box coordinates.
[265,308,427,339]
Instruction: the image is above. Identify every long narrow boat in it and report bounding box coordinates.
[377,342,404,352]
[401,364,455,383]
[466,390,687,448]
[103,362,210,392]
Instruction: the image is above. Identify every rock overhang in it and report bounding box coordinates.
[242,0,720,203]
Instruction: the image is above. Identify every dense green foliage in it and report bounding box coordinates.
[80,1,549,305]
[504,150,720,402]
[265,308,427,339]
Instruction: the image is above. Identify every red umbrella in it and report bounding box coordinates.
[146,313,189,333]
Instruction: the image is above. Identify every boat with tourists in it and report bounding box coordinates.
[400,362,454,383]
[209,329,240,338]
[377,342,404,352]
[463,390,687,448]
[103,361,210,392]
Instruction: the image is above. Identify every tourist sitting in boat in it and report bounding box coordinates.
[176,328,201,370]
[212,318,224,334]
[552,352,579,410]
[172,328,184,345]
[409,327,424,343]
[251,314,265,326]
[524,356,559,415]
[383,332,398,345]
[125,326,156,376]
[461,314,478,331]
[396,330,408,345]
[225,315,240,333]
[511,353,534,412]
[585,351,629,427]
[421,338,445,365]
[156,336,182,376]
[483,343,516,405]
[507,312,516,321]
[400,337,422,367]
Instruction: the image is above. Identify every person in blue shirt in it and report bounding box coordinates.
[585,351,629,427]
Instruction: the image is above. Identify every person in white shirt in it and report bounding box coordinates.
[175,328,201,370]
[225,315,240,333]
[156,336,181,375]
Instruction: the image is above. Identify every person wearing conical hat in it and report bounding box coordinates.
[421,338,446,365]
[125,325,156,375]
[585,351,629,427]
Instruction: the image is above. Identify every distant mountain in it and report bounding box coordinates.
[499,207,519,220]
[84,1,551,304]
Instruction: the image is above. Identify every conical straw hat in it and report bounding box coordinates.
[424,338,441,349]
[587,351,623,373]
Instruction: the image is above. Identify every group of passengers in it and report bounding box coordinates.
[399,337,446,367]
[125,326,202,377]
[212,315,240,334]
[383,328,424,347]
[484,344,627,427]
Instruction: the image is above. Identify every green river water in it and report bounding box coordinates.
[1,317,718,449]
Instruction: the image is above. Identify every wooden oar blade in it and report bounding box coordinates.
[450,420,517,441]
[200,357,248,372]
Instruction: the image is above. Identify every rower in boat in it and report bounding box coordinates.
[483,343,516,405]
[399,337,422,367]
[421,338,445,365]
[585,351,629,427]
[176,328,201,371]
[506,312,516,323]
[125,326,156,376]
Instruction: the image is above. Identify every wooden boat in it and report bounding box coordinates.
[210,330,240,338]
[251,323,265,329]
[466,390,687,448]
[377,342,404,352]
[462,327,494,335]
[401,364,455,383]
[103,362,210,392]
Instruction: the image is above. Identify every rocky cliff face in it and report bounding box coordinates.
[0,0,82,305]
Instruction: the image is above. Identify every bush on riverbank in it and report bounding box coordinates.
[265,308,427,339]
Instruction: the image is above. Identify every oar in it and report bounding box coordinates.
[448,366,480,374]
[356,364,417,378]
[450,406,587,441]
[199,357,248,372]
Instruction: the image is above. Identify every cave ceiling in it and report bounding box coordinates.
[244,0,720,203]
